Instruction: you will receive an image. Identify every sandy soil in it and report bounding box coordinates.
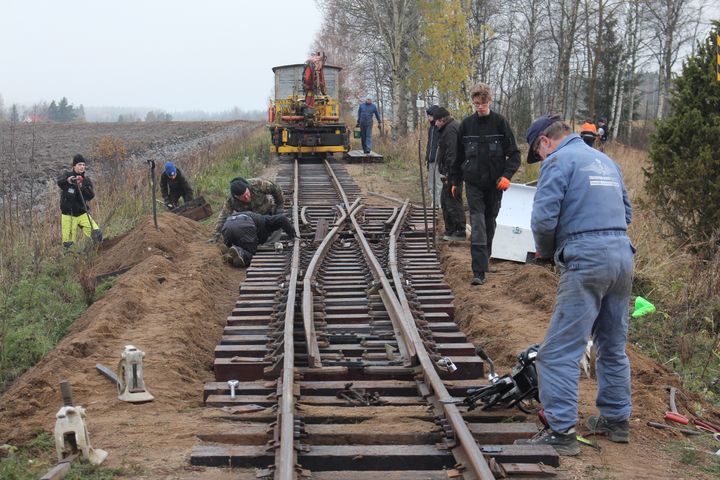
[1,159,718,479]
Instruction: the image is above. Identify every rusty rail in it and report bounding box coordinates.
[388,201,495,480]
[275,159,301,479]
[302,197,361,367]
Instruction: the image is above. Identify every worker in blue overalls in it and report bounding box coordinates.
[518,114,634,456]
[356,98,382,154]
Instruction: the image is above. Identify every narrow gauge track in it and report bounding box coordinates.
[192,160,561,479]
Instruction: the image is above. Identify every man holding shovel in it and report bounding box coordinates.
[56,154,102,251]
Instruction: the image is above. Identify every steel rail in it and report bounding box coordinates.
[275,159,301,480]
[387,203,495,480]
[302,197,361,367]
[323,160,351,208]
[323,160,416,365]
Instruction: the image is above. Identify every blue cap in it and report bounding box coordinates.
[164,161,176,176]
[525,114,561,164]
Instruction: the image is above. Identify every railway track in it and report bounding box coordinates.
[191,159,561,479]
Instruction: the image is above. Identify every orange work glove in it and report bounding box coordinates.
[496,176,510,191]
[451,185,457,199]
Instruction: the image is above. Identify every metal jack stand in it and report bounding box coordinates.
[117,345,155,403]
[53,380,108,466]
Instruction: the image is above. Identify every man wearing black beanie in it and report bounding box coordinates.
[56,154,103,250]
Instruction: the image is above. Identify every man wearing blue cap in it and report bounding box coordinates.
[160,161,193,209]
[517,115,634,455]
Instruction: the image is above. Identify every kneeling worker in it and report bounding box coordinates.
[160,161,193,209]
[221,211,296,267]
[208,176,284,243]
[57,154,102,250]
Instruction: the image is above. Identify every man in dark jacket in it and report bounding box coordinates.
[356,98,382,154]
[451,83,520,285]
[425,105,443,207]
[208,176,284,243]
[160,161,193,209]
[434,107,466,241]
[220,211,296,267]
[56,154,102,250]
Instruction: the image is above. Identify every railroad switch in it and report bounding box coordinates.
[117,345,154,403]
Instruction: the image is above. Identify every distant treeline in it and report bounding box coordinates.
[0,94,265,123]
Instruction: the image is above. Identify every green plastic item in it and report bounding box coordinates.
[632,296,656,318]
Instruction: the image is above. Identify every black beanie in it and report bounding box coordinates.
[434,107,451,120]
[230,177,249,197]
[72,154,86,166]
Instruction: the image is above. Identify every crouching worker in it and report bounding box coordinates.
[220,211,296,268]
[160,161,193,209]
[57,154,102,251]
[208,176,284,244]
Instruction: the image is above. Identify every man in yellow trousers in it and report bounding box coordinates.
[56,154,102,251]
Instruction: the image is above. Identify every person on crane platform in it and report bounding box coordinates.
[356,98,382,154]
[159,161,193,209]
[207,176,284,243]
[220,211,296,268]
[303,51,326,108]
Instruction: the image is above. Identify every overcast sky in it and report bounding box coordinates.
[0,0,322,112]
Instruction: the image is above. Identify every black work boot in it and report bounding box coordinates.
[228,246,247,268]
[470,274,485,285]
[516,427,580,456]
[586,416,629,443]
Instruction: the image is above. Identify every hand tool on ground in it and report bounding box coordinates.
[692,418,720,434]
[664,386,689,424]
[647,421,701,435]
[95,363,119,386]
[576,434,601,449]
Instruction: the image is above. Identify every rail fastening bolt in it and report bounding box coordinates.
[227,379,240,399]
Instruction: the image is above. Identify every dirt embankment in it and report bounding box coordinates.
[0,212,244,478]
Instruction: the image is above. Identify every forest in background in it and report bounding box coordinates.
[315,0,713,148]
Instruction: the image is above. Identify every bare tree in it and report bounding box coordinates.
[546,0,582,117]
[318,0,419,139]
[642,0,696,119]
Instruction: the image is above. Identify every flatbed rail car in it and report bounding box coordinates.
[268,63,349,159]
